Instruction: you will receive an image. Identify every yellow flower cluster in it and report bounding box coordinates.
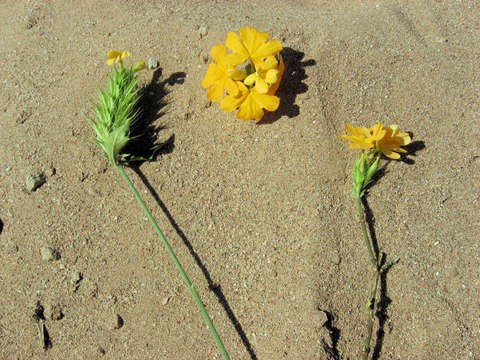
[339,123,411,159]
[202,28,284,121]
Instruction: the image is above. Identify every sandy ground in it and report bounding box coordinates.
[0,0,479,359]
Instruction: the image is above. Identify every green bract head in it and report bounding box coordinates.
[91,55,143,165]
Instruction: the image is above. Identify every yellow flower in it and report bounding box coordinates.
[107,50,131,66]
[374,125,411,159]
[226,27,282,67]
[201,44,246,102]
[220,81,280,121]
[338,123,385,150]
[244,56,279,94]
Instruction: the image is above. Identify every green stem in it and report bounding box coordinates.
[361,270,380,360]
[117,165,230,360]
[356,196,376,267]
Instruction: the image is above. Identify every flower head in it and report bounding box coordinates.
[339,123,411,160]
[338,123,385,150]
[107,50,131,66]
[202,28,284,120]
[226,27,282,67]
[374,125,411,159]
[201,44,246,102]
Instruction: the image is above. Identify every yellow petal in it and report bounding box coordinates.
[254,77,269,94]
[225,32,248,63]
[120,51,131,60]
[262,56,278,70]
[399,132,411,145]
[349,142,374,150]
[210,44,228,65]
[237,93,263,120]
[252,92,280,112]
[224,78,239,96]
[106,58,116,66]
[383,151,401,159]
[265,69,278,84]
[370,123,385,140]
[244,73,256,87]
[253,40,283,62]
[221,82,248,112]
[201,63,222,88]
[267,55,285,95]
[107,50,122,59]
[228,68,247,81]
[239,27,269,55]
[206,82,225,102]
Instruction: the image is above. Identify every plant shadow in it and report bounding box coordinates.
[361,197,397,360]
[372,258,395,360]
[321,310,341,360]
[257,47,316,125]
[131,166,258,360]
[124,67,257,358]
[400,132,425,165]
[122,68,185,163]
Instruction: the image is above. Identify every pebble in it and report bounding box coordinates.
[26,173,46,192]
[147,57,159,70]
[70,270,82,285]
[316,309,329,326]
[40,246,59,261]
[161,296,170,305]
[199,25,208,38]
[201,53,209,64]
[49,304,63,320]
[103,313,124,330]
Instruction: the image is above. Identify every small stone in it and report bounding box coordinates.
[199,25,208,38]
[70,270,82,285]
[316,309,329,326]
[161,296,170,305]
[103,313,124,330]
[50,304,63,320]
[40,246,59,261]
[97,346,106,355]
[147,57,159,70]
[201,53,209,64]
[26,173,46,192]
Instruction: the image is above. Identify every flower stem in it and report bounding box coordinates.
[361,269,380,360]
[356,196,376,268]
[117,165,230,360]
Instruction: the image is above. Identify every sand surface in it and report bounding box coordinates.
[0,1,479,359]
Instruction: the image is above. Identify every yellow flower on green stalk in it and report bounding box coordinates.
[339,123,385,150]
[201,44,246,102]
[226,27,282,67]
[374,125,411,159]
[107,50,131,66]
[244,56,279,94]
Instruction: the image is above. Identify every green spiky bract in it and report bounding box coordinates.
[90,60,230,359]
[91,65,139,165]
